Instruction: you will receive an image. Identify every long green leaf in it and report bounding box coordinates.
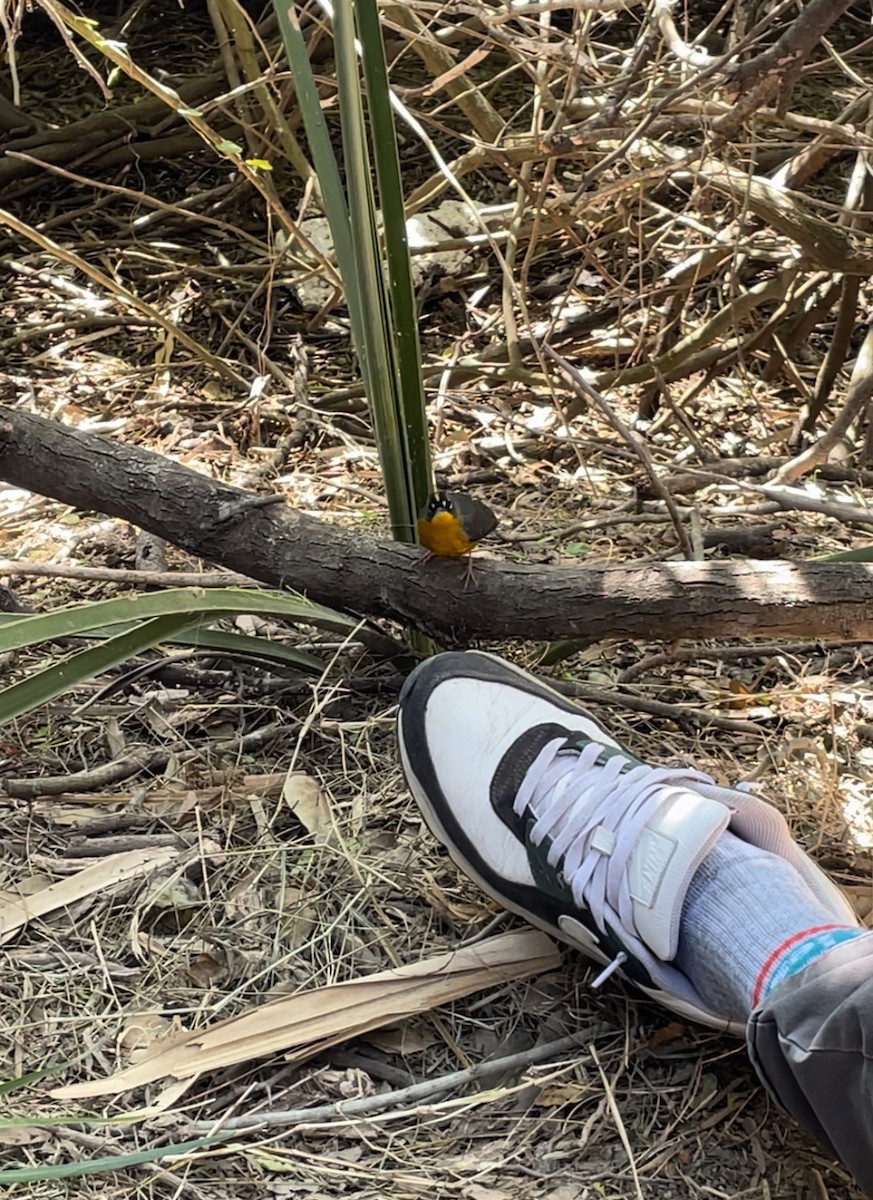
[334,0,415,541]
[0,618,329,675]
[0,1134,235,1183]
[173,628,327,673]
[0,614,202,724]
[274,6,357,295]
[355,0,431,522]
[277,1,388,514]
[814,545,873,562]
[273,0,432,548]
[0,588,356,654]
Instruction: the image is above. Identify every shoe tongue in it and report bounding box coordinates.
[628,786,731,960]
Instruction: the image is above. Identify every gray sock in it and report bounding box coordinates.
[674,830,864,1023]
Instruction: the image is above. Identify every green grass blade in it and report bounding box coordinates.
[273,5,356,292]
[176,627,328,672]
[0,615,331,674]
[274,0,432,546]
[355,0,431,521]
[0,1134,235,1183]
[0,614,202,724]
[0,588,357,653]
[814,545,873,562]
[333,0,417,541]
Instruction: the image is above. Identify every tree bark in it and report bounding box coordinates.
[1,406,872,645]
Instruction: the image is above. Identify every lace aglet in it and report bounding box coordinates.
[590,952,627,989]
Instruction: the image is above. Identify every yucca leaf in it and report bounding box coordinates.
[355,0,431,519]
[0,588,357,653]
[274,0,432,548]
[0,614,201,724]
[0,615,329,674]
[814,545,873,562]
[273,6,356,287]
[172,627,328,673]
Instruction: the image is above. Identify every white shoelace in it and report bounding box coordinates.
[514,737,717,944]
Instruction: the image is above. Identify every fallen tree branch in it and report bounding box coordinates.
[2,406,873,644]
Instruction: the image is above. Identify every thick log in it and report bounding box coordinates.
[0,406,872,644]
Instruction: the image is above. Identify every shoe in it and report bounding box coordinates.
[397,651,856,1031]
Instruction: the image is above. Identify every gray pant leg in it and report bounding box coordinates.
[747,936,873,1198]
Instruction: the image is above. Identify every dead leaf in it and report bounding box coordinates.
[225,869,266,922]
[283,772,337,845]
[119,1014,172,1051]
[0,847,183,945]
[132,931,172,959]
[0,873,53,902]
[280,885,318,950]
[139,874,202,911]
[463,1185,513,1200]
[0,1126,50,1147]
[105,716,125,759]
[535,1081,590,1107]
[52,929,561,1099]
[186,950,230,989]
[119,1013,178,1063]
[422,871,495,922]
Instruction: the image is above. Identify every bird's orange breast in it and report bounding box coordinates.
[417,510,476,556]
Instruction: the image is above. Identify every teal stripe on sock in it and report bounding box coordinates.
[756,927,864,1005]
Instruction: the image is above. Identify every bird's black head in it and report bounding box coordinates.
[424,490,454,520]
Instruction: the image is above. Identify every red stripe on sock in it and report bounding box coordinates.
[752,924,843,1008]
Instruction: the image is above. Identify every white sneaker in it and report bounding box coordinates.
[397,651,856,1031]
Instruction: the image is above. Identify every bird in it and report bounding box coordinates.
[417,489,498,585]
